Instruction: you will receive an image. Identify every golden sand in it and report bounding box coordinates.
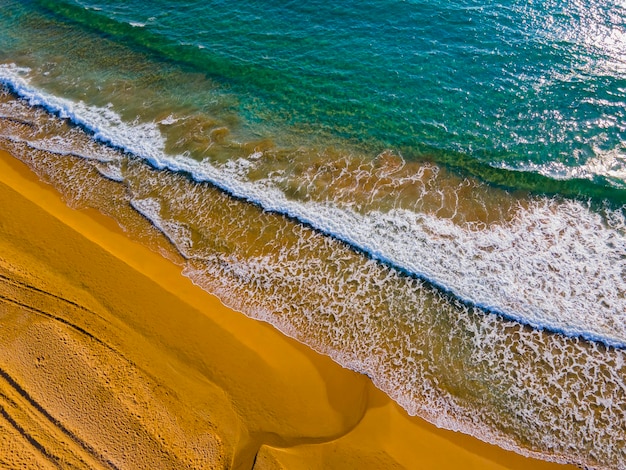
[0,150,576,469]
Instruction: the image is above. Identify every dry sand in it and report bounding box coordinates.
[0,149,577,469]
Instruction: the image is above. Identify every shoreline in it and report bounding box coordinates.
[0,148,576,468]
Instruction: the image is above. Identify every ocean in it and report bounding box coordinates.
[0,0,625,467]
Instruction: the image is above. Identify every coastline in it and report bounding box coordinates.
[0,148,577,468]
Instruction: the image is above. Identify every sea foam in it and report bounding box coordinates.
[1,63,625,347]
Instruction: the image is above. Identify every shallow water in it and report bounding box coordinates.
[1,0,625,467]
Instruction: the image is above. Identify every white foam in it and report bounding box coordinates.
[503,145,626,189]
[95,162,124,182]
[2,63,625,347]
[0,64,167,166]
[0,134,121,164]
[158,114,180,126]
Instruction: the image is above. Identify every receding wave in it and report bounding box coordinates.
[2,63,625,349]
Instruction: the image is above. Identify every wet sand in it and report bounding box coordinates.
[0,149,576,469]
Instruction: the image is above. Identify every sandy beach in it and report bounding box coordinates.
[0,148,577,469]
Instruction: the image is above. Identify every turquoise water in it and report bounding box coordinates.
[1,0,626,467]
[32,0,626,191]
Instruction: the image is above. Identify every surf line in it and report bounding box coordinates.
[1,66,624,351]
